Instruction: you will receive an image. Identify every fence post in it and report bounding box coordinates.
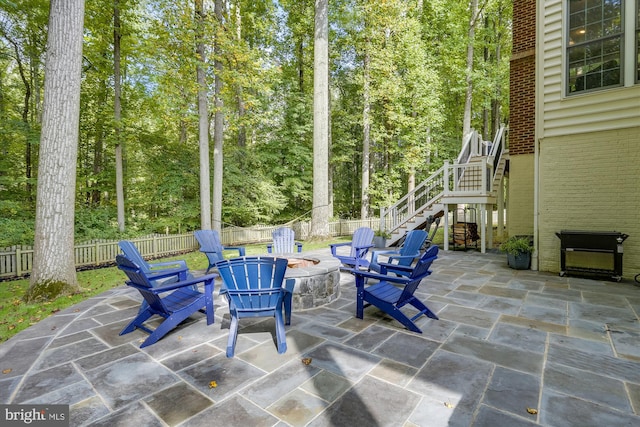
[152,235,158,258]
[16,247,21,277]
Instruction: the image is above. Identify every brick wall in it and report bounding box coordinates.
[509,1,536,155]
[537,127,640,277]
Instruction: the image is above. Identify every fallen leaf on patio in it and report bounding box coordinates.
[526,407,538,415]
[444,402,454,409]
[2,369,12,374]
[301,358,312,365]
[208,381,217,388]
[178,336,182,340]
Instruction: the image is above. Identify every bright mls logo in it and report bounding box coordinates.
[1,405,69,426]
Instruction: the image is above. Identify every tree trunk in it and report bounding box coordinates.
[310,0,329,238]
[234,0,246,148]
[212,0,224,232]
[360,40,370,219]
[26,0,84,302]
[462,0,478,141]
[114,0,125,232]
[196,0,211,230]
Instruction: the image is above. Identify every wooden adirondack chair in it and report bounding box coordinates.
[194,230,246,273]
[329,227,375,270]
[352,245,439,333]
[115,255,217,348]
[267,227,303,254]
[215,256,293,357]
[369,229,428,274]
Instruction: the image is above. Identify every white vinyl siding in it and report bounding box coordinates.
[540,0,640,138]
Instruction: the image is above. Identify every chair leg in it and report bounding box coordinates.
[226,314,239,357]
[274,310,287,354]
[282,278,294,325]
[355,276,366,319]
[139,307,197,348]
[120,309,153,335]
[384,305,423,333]
[406,297,439,321]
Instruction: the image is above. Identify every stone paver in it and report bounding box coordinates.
[2,249,640,426]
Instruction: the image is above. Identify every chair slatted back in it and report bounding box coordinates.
[216,257,287,312]
[194,230,225,263]
[399,245,439,303]
[115,255,167,313]
[271,227,296,254]
[118,241,152,274]
[395,230,428,266]
[351,227,375,258]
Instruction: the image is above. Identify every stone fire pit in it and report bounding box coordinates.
[283,251,341,310]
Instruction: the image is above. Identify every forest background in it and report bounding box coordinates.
[0,0,511,248]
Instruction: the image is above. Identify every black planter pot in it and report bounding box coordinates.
[507,252,531,270]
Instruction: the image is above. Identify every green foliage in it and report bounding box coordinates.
[500,236,533,256]
[0,0,512,246]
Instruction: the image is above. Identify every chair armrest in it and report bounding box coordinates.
[329,241,352,256]
[370,249,400,264]
[147,259,188,270]
[353,243,374,252]
[223,246,246,256]
[387,253,420,262]
[144,266,190,281]
[377,262,414,275]
[142,273,219,294]
[351,269,410,285]
[330,242,351,248]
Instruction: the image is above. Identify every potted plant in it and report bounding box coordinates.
[500,236,533,270]
[373,229,391,248]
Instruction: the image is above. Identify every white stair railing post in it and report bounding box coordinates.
[443,161,450,195]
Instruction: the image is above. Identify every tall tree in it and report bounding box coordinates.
[212,0,224,232]
[462,0,485,139]
[114,0,125,231]
[360,35,371,219]
[195,0,211,230]
[310,0,329,238]
[26,0,85,302]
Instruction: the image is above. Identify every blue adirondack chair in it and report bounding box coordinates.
[267,227,303,254]
[194,229,246,273]
[119,240,189,280]
[215,256,293,357]
[119,240,192,313]
[329,227,375,270]
[351,245,439,333]
[115,255,217,348]
[369,229,428,274]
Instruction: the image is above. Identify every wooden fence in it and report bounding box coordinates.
[0,218,381,280]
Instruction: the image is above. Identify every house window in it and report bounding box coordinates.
[637,0,640,81]
[567,0,623,93]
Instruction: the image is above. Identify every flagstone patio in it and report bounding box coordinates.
[2,248,640,426]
